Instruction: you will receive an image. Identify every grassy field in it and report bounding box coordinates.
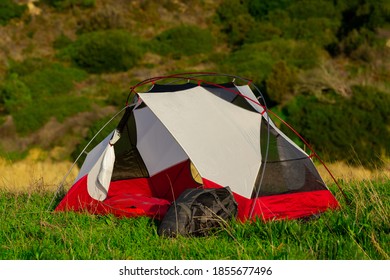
[0,163,388,260]
[0,0,389,262]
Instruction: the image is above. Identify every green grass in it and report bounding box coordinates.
[0,179,388,260]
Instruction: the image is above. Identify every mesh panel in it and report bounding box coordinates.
[111,108,149,181]
[203,82,237,101]
[253,119,327,197]
[150,83,257,112]
[203,83,258,113]
[149,83,197,92]
[231,95,258,112]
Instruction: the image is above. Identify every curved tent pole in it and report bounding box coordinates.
[125,72,257,105]
[47,104,135,211]
[127,72,268,115]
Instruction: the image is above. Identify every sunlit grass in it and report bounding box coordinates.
[317,160,390,184]
[0,149,78,192]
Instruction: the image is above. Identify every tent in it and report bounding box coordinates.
[54,73,339,221]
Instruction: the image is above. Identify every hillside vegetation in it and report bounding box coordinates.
[0,0,389,171]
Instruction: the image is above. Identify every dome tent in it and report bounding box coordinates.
[54,73,340,221]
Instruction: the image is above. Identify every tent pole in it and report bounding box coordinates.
[47,104,135,211]
[266,110,349,204]
[247,83,271,220]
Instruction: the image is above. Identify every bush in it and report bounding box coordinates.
[0,0,27,26]
[281,86,390,168]
[12,94,91,135]
[21,64,87,97]
[67,30,144,73]
[247,0,291,19]
[221,45,274,85]
[262,1,341,48]
[151,25,215,58]
[286,0,339,20]
[215,0,254,46]
[221,39,322,86]
[7,57,49,76]
[332,0,390,56]
[40,0,95,10]
[216,0,341,48]
[265,61,297,105]
[53,33,73,50]
[0,74,32,113]
[1,59,90,134]
[285,17,340,47]
[337,0,390,39]
[244,22,282,44]
[337,28,376,57]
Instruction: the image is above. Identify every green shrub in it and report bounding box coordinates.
[244,22,282,44]
[67,30,144,73]
[337,0,390,38]
[221,40,322,86]
[337,28,376,57]
[265,61,297,105]
[216,0,341,47]
[40,0,95,10]
[215,0,254,46]
[265,39,323,69]
[247,0,291,19]
[12,94,91,135]
[0,74,32,114]
[286,0,339,20]
[1,59,44,114]
[21,63,87,97]
[261,1,341,48]
[215,0,248,23]
[221,45,274,85]
[5,59,87,104]
[284,17,339,47]
[2,59,90,134]
[331,0,390,56]
[53,33,73,50]
[281,86,390,168]
[151,25,215,58]
[8,58,48,76]
[0,0,27,26]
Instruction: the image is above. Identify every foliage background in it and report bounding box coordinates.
[1,0,389,168]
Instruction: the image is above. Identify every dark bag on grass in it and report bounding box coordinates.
[158,187,238,237]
